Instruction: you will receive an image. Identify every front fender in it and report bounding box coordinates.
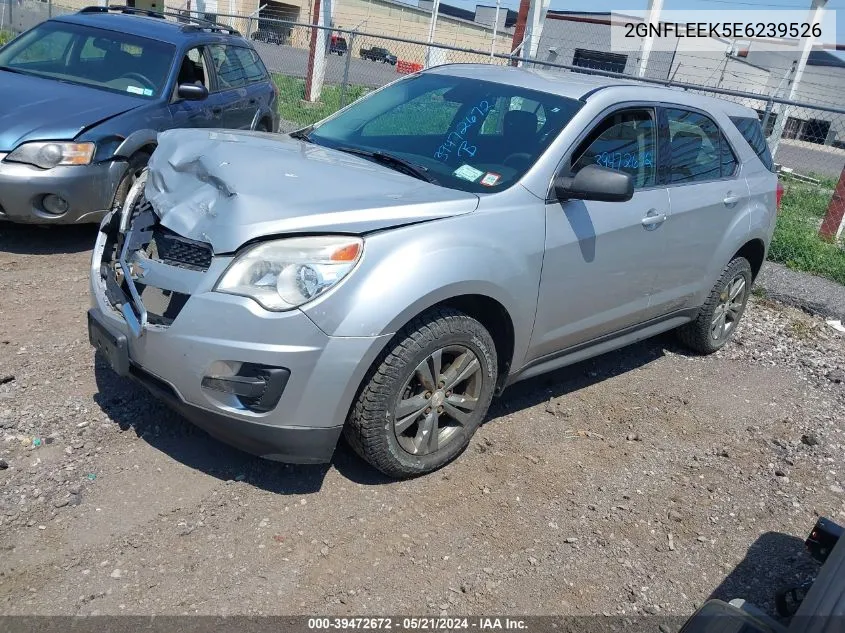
[300,205,546,372]
[114,129,159,159]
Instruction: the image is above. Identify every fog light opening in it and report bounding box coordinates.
[42,194,69,215]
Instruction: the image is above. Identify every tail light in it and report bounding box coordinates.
[776,180,784,211]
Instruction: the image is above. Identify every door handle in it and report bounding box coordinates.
[212,107,223,115]
[641,210,667,229]
[723,193,740,206]
[248,98,257,105]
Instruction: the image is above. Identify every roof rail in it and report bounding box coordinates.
[78,5,165,19]
[164,9,241,36]
[76,6,240,35]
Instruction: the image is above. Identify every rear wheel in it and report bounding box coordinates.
[676,256,752,354]
[345,308,497,478]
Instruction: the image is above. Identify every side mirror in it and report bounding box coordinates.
[177,83,208,101]
[554,164,634,203]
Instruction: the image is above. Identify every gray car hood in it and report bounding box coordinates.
[145,129,479,254]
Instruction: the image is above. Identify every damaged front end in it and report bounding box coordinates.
[92,171,214,338]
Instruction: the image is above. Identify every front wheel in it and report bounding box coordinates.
[345,308,497,478]
[676,256,752,354]
[110,151,150,215]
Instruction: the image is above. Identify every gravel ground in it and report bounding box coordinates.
[1,222,844,619]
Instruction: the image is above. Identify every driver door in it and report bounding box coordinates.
[527,107,669,362]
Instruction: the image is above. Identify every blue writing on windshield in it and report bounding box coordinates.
[434,99,491,162]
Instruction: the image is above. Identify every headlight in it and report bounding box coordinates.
[215,236,363,311]
[6,142,95,169]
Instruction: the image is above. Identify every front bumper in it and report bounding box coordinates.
[88,202,391,464]
[0,155,125,224]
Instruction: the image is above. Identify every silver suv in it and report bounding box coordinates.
[88,64,778,478]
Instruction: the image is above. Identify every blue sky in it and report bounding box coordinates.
[439,0,844,55]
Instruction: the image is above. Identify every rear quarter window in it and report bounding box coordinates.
[730,116,775,173]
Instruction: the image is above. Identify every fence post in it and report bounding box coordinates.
[48,0,53,19]
[760,97,774,139]
[820,165,845,242]
[339,30,355,109]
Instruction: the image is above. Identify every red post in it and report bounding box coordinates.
[303,0,322,102]
[510,0,530,67]
[819,164,845,241]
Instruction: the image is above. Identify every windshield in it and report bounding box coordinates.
[307,73,583,193]
[0,21,175,99]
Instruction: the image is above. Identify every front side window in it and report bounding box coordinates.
[307,73,583,193]
[571,108,657,189]
[174,46,211,93]
[666,108,735,183]
[0,22,174,98]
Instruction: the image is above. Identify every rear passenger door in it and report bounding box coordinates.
[230,46,273,130]
[651,107,749,316]
[205,44,255,130]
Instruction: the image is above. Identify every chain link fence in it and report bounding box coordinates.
[2,1,844,284]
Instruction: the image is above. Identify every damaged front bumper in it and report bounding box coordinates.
[88,177,390,464]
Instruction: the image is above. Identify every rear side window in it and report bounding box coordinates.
[730,115,775,172]
[207,44,248,90]
[666,108,732,183]
[231,47,267,84]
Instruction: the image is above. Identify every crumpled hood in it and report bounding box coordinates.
[0,71,140,151]
[145,129,479,254]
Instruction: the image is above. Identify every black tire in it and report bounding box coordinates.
[110,151,150,215]
[677,256,753,354]
[254,120,271,133]
[345,308,497,478]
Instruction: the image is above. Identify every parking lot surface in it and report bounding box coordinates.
[254,42,402,88]
[0,223,843,617]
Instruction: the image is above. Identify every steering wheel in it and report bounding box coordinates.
[118,72,155,89]
[503,152,532,169]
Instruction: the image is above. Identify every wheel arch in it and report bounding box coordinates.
[732,238,766,281]
[113,129,159,159]
[337,292,516,433]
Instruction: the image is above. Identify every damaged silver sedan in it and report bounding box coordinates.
[89,64,776,477]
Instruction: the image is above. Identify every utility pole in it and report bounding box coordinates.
[490,0,501,59]
[820,166,845,241]
[510,0,530,66]
[637,0,663,77]
[769,0,828,157]
[425,0,441,67]
[522,0,550,63]
[304,0,332,102]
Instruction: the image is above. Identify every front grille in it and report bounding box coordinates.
[148,225,213,272]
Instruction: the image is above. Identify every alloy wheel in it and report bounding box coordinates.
[711,274,747,341]
[393,345,483,455]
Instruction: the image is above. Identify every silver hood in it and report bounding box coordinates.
[145,129,480,254]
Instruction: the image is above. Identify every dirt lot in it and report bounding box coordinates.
[1,222,844,619]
